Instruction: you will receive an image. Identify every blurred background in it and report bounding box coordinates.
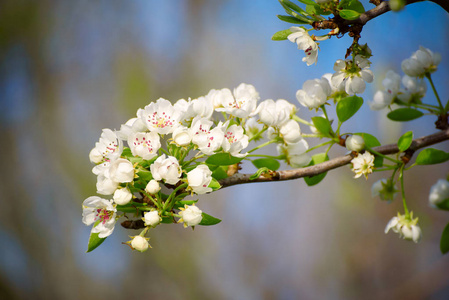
[1,0,449,299]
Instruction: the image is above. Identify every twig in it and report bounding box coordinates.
[219,128,449,188]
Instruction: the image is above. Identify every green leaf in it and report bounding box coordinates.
[252,158,281,171]
[339,9,361,20]
[208,178,222,191]
[271,29,293,41]
[250,167,270,180]
[353,132,381,148]
[277,14,309,24]
[280,1,314,23]
[398,131,414,152]
[137,169,153,181]
[440,222,449,254]
[178,199,198,207]
[311,116,333,137]
[206,153,244,166]
[212,166,228,180]
[304,153,329,186]
[415,148,449,165]
[387,108,424,122]
[86,227,106,253]
[306,3,325,15]
[336,95,363,123]
[161,215,176,224]
[338,0,365,13]
[297,0,316,5]
[199,213,222,226]
[281,0,307,14]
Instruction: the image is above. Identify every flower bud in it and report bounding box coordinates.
[345,135,365,152]
[143,211,161,227]
[109,158,134,183]
[429,179,449,210]
[178,204,203,228]
[89,148,103,164]
[172,126,192,146]
[131,235,150,252]
[113,188,132,205]
[389,0,406,12]
[145,180,161,194]
[279,120,302,144]
[371,179,398,202]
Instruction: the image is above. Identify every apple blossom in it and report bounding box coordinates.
[397,75,427,103]
[145,179,161,194]
[139,98,182,134]
[113,187,133,205]
[190,117,224,155]
[385,213,422,243]
[345,135,365,152]
[429,179,449,209]
[401,46,441,77]
[371,179,398,202]
[277,139,311,168]
[187,165,213,194]
[109,158,135,183]
[351,152,375,179]
[82,196,117,238]
[93,162,119,195]
[244,117,263,141]
[206,88,234,109]
[368,70,400,110]
[331,55,374,95]
[150,155,182,185]
[215,83,259,118]
[178,204,203,228]
[172,126,192,146]
[130,235,150,252]
[256,99,296,127]
[190,96,214,119]
[89,129,122,164]
[117,117,147,141]
[287,27,318,66]
[128,131,161,160]
[222,124,249,157]
[296,76,332,109]
[143,211,161,227]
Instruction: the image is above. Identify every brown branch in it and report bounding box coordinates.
[219,128,449,188]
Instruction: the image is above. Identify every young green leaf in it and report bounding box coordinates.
[271,29,293,41]
[249,167,270,180]
[178,199,198,207]
[304,153,329,186]
[212,166,229,180]
[199,213,222,226]
[297,0,316,5]
[397,131,414,152]
[281,0,307,15]
[208,178,222,191]
[277,15,309,24]
[387,108,424,121]
[338,0,365,13]
[252,158,281,171]
[415,148,449,165]
[336,95,363,123]
[311,116,333,137]
[339,9,361,20]
[440,222,449,254]
[86,229,106,253]
[206,153,244,165]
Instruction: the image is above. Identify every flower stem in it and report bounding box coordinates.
[249,127,268,142]
[399,165,410,218]
[248,139,277,153]
[292,115,313,127]
[425,73,445,112]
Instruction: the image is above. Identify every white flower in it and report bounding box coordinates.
[190,117,224,155]
[178,204,203,228]
[296,76,332,109]
[215,83,259,118]
[206,88,234,109]
[256,99,296,127]
[368,70,400,110]
[244,117,263,141]
[82,196,117,238]
[288,27,318,66]
[116,117,147,141]
[89,129,122,164]
[397,75,427,103]
[190,96,214,119]
[345,135,365,152]
[130,235,150,252]
[173,98,194,121]
[128,131,161,160]
[172,126,192,146]
[139,98,182,134]
[277,139,311,167]
[187,165,213,194]
[371,178,398,202]
[109,158,135,183]
[113,187,132,205]
[279,120,302,144]
[143,211,161,227]
[150,155,182,185]
[385,213,422,243]
[429,179,449,208]
[93,162,119,195]
[401,46,441,77]
[222,124,249,157]
[331,55,374,95]
[351,152,375,179]
[145,179,161,194]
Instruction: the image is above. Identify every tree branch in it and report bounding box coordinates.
[219,128,449,188]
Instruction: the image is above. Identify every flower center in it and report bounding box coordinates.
[95,208,113,224]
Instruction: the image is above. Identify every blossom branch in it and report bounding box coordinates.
[219,128,449,188]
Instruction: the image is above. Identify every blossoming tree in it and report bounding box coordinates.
[83,0,449,253]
